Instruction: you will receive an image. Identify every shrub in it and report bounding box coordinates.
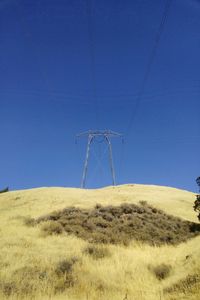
[194,194,200,221]
[41,221,63,236]
[95,203,102,209]
[150,263,171,280]
[83,245,111,259]
[120,204,133,214]
[139,200,147,206]
[94,217,109,228]
[54,257,79,291]
[55,257,78,276]
[23,216,36,227]
[36,203,200,245]
[102,213,113,222]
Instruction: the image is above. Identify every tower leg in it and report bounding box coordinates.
[81,135,93,188]
[105,136,116,186]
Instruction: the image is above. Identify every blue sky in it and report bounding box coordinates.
[0,0,200,192]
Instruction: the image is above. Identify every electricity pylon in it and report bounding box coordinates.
[76,130,123,188]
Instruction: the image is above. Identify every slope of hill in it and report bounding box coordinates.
[0,184,199,300]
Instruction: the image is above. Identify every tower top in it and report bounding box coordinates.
[77,129,122,138]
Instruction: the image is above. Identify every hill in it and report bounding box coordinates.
[0,184,199,300]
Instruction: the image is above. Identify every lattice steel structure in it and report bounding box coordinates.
[76,130,123,188]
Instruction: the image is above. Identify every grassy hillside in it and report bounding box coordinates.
[0,184,199,300]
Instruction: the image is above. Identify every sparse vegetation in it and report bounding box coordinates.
[164,272,200,299]
[36,203,200,245]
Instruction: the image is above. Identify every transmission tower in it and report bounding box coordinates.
[76,130,123,188]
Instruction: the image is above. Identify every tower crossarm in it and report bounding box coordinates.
[77,130,123,138]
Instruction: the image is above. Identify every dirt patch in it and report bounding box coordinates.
[36,202,200,246]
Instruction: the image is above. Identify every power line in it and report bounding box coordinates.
[1,84,199,101]
[125,0,173,136]
[119,137,125,183]
[86,0,100,127]
[17,3,51,94]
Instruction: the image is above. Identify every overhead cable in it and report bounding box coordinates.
[125,0,173,136]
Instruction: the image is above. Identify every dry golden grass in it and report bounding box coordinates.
[0,184,199,300]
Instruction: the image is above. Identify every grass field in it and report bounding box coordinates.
[0,184,199,300]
